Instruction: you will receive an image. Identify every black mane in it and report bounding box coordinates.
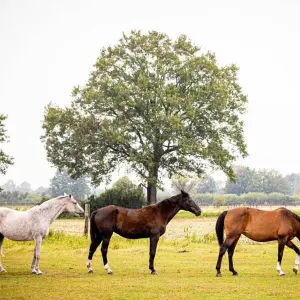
[287,209,300,222]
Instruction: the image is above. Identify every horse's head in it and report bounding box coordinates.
[62,194,84,217]
[179,190,201,216]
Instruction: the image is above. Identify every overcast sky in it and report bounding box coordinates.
[0,0,299,189]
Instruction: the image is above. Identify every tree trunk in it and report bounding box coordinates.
[147,182,157,205]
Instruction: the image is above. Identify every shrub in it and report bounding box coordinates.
[89,177,146,213]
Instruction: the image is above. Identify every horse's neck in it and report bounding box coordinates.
[29,199,66,225]
[157,198,180,224]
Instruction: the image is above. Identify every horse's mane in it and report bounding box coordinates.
[286,208,300,222]
[56,195,68,200]
[35,195,67,209]
[157,193,183,206]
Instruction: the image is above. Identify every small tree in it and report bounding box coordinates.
[171,174,200,194]
[0,114,13,183]
[49,170,90,201]
[18,181,32,193]
[196,175,218,194]
[213,195,225,207]
[1,179,16,192]
[89,176,146,212]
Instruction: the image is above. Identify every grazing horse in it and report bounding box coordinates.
[215,207,300,277]
[0,194,84,274]
[86,190,201,275]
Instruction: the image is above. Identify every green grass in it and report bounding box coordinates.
[1,232,300,299]
[175,210,222,218]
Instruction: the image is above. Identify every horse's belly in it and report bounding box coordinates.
[115,230,149,239]
[243,230,277,242]
[1,220,33,241]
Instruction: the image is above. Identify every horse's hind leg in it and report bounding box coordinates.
[286,240,300,275]
[101,234,113,274]
[216,237,236,277]
[86,235,102,273]
[0,233,6,272]
[228,236,240,276]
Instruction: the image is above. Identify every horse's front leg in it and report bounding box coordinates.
[31,245,37,273]
[276,237,287,276]
[149,234,159,275]
[32,236,43,275]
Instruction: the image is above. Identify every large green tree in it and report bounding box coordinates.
[0,114,13,177]
[42,30,248,204]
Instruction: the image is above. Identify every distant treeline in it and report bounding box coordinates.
[193,192,300,207]
[0,190,47,205]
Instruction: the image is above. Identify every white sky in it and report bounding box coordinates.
[0,0,299,189]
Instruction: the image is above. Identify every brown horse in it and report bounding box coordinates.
[86,190,201,275]
[215,207,300,277]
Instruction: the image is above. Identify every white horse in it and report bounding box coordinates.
[0,194,84,274]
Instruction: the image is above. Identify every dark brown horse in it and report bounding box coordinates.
[86,190,201,275]
[215,207,300,277]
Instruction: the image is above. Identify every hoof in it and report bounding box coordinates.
[37,272,43,275]
[216,273,222,277]
[0,268,6,273]
[88,269,94,274]
[32,270,37,274]
[151,271,158,275]
[233,271,238,276]
[279,272,285,276]
[107,271,113,275]
[293,268,298,275]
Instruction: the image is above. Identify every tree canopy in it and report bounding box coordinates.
[196,175,218,194]
[0,114,13,177]
[224,166,291,195]
[42,30,248,204]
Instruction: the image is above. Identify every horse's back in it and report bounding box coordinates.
[0,207,25,220]
[93,205,159,239]
[225,207,292,242]
[92,205,119,230]
[0,208,33,240]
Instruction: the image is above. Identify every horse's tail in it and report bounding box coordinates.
[215,211,227,246]
[89,210,99,243]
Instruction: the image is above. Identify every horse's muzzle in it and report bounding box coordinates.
[195,209,201,217]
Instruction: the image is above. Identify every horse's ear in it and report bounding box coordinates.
[181,190,189,198]
[64,192,68,196]
[69,194,72,198]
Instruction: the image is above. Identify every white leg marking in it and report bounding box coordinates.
[0,252,6,272]
[276,262,285,276]
[294,255,300,270]
[86,259,93,273]
[0,265,6,272]
[104,263,113,274]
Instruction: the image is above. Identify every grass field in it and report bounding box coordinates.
[1,218,300,299]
